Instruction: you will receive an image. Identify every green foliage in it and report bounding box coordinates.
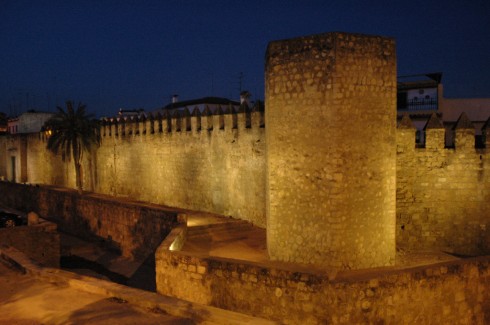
[44,101,100,191]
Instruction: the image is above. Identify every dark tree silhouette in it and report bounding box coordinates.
[44,101,100,193]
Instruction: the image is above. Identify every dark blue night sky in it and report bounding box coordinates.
[1,0,489,118]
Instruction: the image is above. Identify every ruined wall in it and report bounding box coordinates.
[397,115,490,255]
[156,248,490,324]
[265,32,397,269]
[0,220,60,267]
[0,182,178,260]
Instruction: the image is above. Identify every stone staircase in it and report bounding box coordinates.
[182,218,268,262]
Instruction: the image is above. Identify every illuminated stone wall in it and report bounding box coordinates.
[0,134,28,182]
[24,133,71,187]
[6,110,266,227]
[3,112,487,259]
[0,31,488,261]
[0,182,178,260]
[265,32,397,269]
[95,110,266,227]
[397,114,490,255]
[156,248,490,324]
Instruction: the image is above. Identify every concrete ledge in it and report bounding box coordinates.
[0,246,275,325]
[158,215,188,252]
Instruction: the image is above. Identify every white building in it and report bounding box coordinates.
[7,110,54,134]
[397,73,490,147]
[155,96,240,115]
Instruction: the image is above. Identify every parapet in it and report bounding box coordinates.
[398,113,489,151]
[100,104,264,139]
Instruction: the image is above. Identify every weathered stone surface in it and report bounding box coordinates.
[0,218,60,267]
[0,30,488,266]
[265,32,397,269]
[7,111,266,228]
[156,248,490,324]
[0,182,178,260]
[396,121,490,255]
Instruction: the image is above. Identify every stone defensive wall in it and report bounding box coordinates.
[397,113,490,256]
[155,242,490,324]
[20,106,267,228]
[0,31,489,261]
[0,181,179,260]
[0,102,489,257]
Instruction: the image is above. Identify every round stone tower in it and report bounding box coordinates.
[265,32,397,269]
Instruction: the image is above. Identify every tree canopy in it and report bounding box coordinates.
[44,101,100,192]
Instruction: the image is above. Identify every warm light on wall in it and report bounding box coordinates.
[169,241,178,251]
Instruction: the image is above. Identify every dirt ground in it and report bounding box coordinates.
[0,262,193,325]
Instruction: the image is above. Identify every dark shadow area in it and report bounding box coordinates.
[61,255,128,285]
[61,253,157,292]
[444,251,478,259]
[126,254,156,292]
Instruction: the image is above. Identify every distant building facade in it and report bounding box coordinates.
[0,113,7,134]
[7,110,54,135]
[156,96,240,115]
[397,73,490,146]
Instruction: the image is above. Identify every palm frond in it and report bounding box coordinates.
[44,100,101,165]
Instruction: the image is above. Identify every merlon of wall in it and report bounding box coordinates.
[100,106,264,139]
[400,112,489,150]
[396,114,490,255]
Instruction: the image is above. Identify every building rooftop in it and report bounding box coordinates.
[397,72,442,90]
[162,97,240,110]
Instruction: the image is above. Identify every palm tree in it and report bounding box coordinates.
[44,101,101,193]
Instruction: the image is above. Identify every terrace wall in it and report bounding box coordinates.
[156,243,490,324]
[0,182,179,260]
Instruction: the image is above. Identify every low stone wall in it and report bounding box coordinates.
[0,246,275,325]
[156,249,490,324]
[0,219,60,267]
[0,182,179,260]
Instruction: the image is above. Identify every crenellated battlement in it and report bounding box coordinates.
[396,112,490,256]
[397,112,490,152]
[100,105,265,140]
[2,31,489,268]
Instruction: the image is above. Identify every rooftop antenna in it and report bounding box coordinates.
[238,72,244,93]
[234,72,244,99]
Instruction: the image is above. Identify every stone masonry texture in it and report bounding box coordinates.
[0,31,489,267]
[396,116,490,255]
[0,182,179,260]
[156,249,490,324]
[12,110,266,228]
[265,32,397,269]
[0,222,60,268]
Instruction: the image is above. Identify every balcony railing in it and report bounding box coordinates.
[397,98,438,111]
